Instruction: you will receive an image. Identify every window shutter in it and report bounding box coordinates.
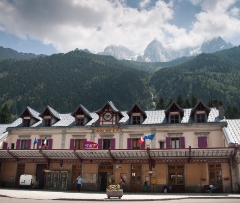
[141,140,145,149]
[27,139,31,149]
[48,139,53,149]
[16,139,20,149]
[98,139,102,149]
[37,139,41,149]
[127,138,132,149]
[83,139,87,149]
[2,142,8,149]
[180,137,185,148]
[198,136,207,148]
[70,139,75,149]
[111,138,115,149]
[166,137,171,149]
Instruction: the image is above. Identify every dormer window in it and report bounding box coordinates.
[23,118,30,127]
[170,114,179,123]
[76,118,84,126]
[196,113,206,123]
[133,116,140,124]
[44,117,51,127]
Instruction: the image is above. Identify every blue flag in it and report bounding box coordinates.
[143,134,155,141]
[33,138,38,145]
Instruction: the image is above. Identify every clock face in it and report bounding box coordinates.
[103,112,112,120]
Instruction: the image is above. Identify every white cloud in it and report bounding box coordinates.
[0,0,240,54]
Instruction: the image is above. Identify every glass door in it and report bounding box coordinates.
[130,164,142,192]
[168,165,185,192]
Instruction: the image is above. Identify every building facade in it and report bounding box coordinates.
[0,101,239,193]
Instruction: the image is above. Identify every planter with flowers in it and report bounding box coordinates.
[106,184,123,199]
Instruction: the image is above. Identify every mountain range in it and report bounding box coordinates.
[0,44,240,118]
[98,36,234,62]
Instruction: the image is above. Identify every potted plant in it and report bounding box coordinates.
[106,184,123,199]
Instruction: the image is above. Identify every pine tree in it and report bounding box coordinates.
[176,95,184,107]
[0,104,11,124]
[156,97,165,109]
[191,95,198,107]
[184,97,191,108]
[167,97,173,107]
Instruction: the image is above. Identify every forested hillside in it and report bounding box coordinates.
[149,46,240,106]
[0,46,240,118]
[0,50,151,115]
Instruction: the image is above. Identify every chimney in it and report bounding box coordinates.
[218,100,224,119]
[212,99,219,109]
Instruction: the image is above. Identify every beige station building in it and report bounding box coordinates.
[0,100,240,193]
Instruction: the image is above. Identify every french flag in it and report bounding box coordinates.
[138,136,144,145]
[43,137,47,147]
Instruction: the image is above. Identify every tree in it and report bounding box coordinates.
[184,97,191,108]
[191,95,198,107]
[225,105,240,119]
[156,97,165,109]
[177,95,184,107]
[167,97,173,107]
[0,104,11,124]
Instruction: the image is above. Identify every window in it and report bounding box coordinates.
[171,138,180,148]
[75,139,84,149]
[166,137,185,149]
[170,115,179,123]
[196,114,205,123]
[11,143,15,149]
[76,118,84,126]
[44,119,51,127]
[159,141,164,149]
[103,139,111,149]
[132,138,140,149]
[20,140,28,149]
[132,116,140,124]
[23,119,30,127]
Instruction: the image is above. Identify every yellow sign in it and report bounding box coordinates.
[151,177,157,185]
[94,128,120,133]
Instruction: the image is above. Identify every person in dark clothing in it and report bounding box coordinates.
[162,184,173,193]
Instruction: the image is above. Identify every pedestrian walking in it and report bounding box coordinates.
[76,175,83,192]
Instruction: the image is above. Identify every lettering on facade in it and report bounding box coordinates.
[94,128,120,133]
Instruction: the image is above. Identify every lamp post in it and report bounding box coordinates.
[148,170,153,192]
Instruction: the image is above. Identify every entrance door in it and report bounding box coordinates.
[208,164,223,192]
[36,164,47,189]
[98,165,113,191]
[15,163,25,188]
[71,165,82,191]
[130,164,142,192]
[168,165,185,192]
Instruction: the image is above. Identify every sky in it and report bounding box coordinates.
[0,0,240,55]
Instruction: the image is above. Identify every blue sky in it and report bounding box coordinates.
[0,0,240,55]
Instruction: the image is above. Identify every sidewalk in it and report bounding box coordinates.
[0,189,240,201]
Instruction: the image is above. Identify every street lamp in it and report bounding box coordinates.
[148,170,153,192]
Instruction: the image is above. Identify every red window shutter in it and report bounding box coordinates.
[166,137,171,149]
[27,139,31,149]
[180,137,185,148]
[37,139,41,149]
[98,139,102,149]
[2,142,8,149]
[198,136,207,148]
[70,139,75,149]
[127,138,132,149]
[111,138,115,149]
[141,140,145,149]
[82,139,87,149]
[16,139,20,149]
[48,139,53,149]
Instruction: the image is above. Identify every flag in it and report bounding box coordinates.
[43,137,47,147]
[138,136,144,145]
[143,134,155,141]
[33,138,38,145]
